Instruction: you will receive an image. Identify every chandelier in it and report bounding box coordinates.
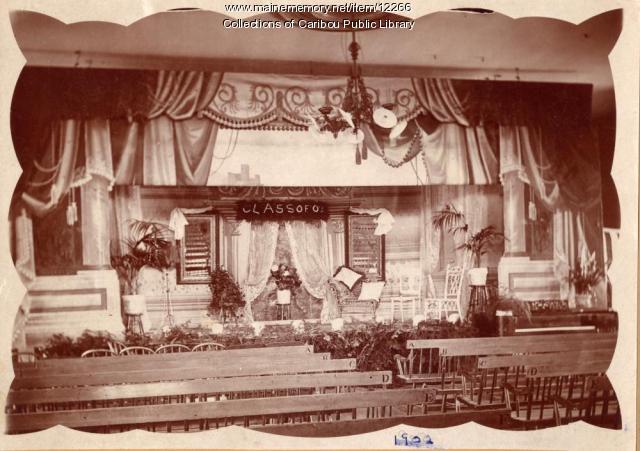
[310,31,374,164]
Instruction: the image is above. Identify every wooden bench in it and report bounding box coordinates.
[397,333,617,415]
[8,345,444,435]
[11,354,354,390]
[14,343,316,375]
[7,387,434,434]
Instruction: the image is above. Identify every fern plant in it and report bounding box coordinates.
[432,204,505,268]
[110,220,174,295]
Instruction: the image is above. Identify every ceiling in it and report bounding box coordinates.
[10,9,621,118]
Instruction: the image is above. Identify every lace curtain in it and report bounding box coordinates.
[243,221,280,322]
[284,221,336,322]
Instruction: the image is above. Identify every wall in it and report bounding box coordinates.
[134,185,504,327]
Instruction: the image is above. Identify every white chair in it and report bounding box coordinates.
[81,349,117,358]
[424,263,465,321]
[390,262,421,322]
[191,342,225,352]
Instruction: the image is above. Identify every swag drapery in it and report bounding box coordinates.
[18,71,504,221]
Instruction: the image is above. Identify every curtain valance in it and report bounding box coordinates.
[14,67,605,221]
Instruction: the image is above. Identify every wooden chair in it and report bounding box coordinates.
[119,346,155,355]
[424,263,464,321]
[155,344,191,354]
[553,375,620,428]
[81,349,117,358]
[191,342,225,352]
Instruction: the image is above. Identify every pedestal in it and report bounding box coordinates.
[23,269,125,348]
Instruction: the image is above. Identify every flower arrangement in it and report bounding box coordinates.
[568,252,604,295]
[269,264,302,291]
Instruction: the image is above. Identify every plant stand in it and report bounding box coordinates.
[466,285,489,321]
[276,303,291,320]
[126,313,145,336]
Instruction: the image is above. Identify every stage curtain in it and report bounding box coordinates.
[21,120,81,216]
[421,123,498,184]
[111,186,143,256]
[174,118,219,185]
[111,121,143,186]
[14,208,36,285]
[284,220,336,322]
[499,124,603,275]
[22,119,119,217]
[148,71,223,120]
[243,221,280,322]
[143,116,177,185]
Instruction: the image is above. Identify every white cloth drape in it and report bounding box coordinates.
[243,221,280,322]
[285,221,336,322]
[349,208,395,235]
[81,118,115,188]
[168,207,213,241]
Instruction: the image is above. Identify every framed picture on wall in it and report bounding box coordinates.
[346,214,385,280]
[177,214,218,284]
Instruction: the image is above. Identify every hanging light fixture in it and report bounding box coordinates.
[310,31,376,164]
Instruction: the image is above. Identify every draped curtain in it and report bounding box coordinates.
[284,221,336,322]
[412,77,605,305]
[14,209,36,285]
[20,70,223,218]
[242,222,280,322]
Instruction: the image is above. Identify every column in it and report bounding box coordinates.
[80,175,112,268]
[223,219,242,280]
[502,171,527,256]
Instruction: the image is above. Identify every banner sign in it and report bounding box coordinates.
[236,200,329,221]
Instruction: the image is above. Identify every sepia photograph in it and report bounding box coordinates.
[0,1,637,449]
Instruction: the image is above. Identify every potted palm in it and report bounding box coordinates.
[567,252,603,309]
[111,220,174,325]
[432,204,505,285]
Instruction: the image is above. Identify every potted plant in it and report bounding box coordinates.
[269,264,302,305]
[110,220,173,326]
[432,204,505,286]
[567,252,603,309]
[209,266,245,323]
